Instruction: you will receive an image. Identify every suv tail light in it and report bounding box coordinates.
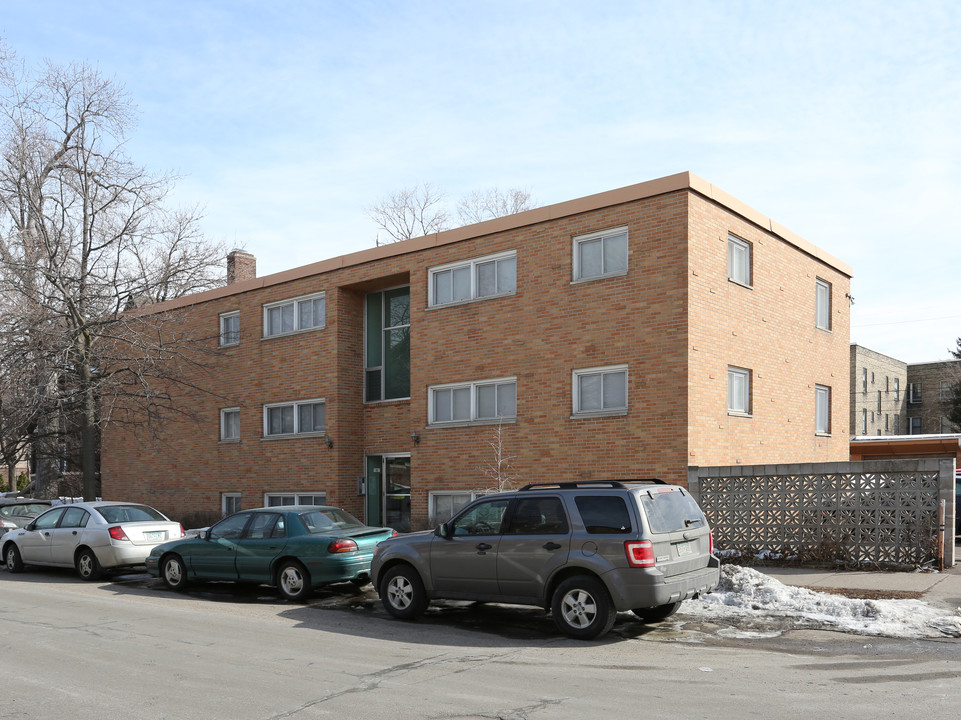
[625,540,655,568]
[108,526,130,542]
[328,538,358,553]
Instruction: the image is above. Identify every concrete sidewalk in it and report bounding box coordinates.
[759,561,961,612]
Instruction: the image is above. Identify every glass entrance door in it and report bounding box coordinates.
[366,455,411,532]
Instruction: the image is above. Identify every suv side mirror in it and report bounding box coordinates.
[434,523,451,539]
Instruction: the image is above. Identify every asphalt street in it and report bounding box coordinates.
[1,567,960,720]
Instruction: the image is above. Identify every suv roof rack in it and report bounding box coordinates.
[518,479,668,491]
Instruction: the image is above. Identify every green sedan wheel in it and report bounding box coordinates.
[277,560,311,602]
[162,554,189,592]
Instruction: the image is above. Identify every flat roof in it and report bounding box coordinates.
[145,171,853,314]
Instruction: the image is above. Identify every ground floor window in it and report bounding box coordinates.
[222,492,241,517]
[429,491,481,526]
[265,492,327,507]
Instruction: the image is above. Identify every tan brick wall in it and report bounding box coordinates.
[850,345,908,436]
[101,185,852,527]
[687,194,851,466]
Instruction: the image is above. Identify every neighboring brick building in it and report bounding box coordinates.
[101,172,853,531]
[850,345,907,436]
[849,347,960,437]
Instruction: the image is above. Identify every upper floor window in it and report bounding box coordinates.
[908,383,922,404]
[815,384,831,435]
[220,408,240,442]
[573,227,628,282]
[908,416,921,434]
[263,292,325,338]
[894,377,900,401]
[940,380,953,401]
[727,366,751,416]
[573,365,628,416]
[816,278,831,330]
[728,234,752,287]
[429,378,517,425]
[861,367,867,394]
[263,399,326,437]
[429,251,516,307]
[365,288,410,402]
[220,311,240,346]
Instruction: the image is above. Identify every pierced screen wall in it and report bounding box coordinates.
[689,460,954,568]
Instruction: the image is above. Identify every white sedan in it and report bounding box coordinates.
[1,501,184,580]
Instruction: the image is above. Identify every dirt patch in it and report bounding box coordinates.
[803,586,925,601]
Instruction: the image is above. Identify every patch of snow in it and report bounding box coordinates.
[685,565,961,639]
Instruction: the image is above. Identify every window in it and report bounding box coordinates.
[263,399,326,437]
[815,384,831,435]
[727,366,751,415]
[220,311,240,346]
[861,408,867,435]
[365,288,410,402]
[877,390,882,413]
[450,497,511,536]
[263,292,325,338]
[430,378,517,425]
[222,493,241,516]
[908,417,921,435]
[265,492,327,507]
[429,251,516,307]
[220,408,240,442]
[815,278,831,330]
[575,495,632,534]
[894,414,900,434]
[894,378,900,401]
[862,367,867,394]
[573,227,628,282]
[908,383,922,404]
[505,497,569,534]
[573,365,628,416]
[429,491,481,525]
[941,380,953,401]
[727,234,752,286]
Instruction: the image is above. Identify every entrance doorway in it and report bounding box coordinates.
[365,455,411,532]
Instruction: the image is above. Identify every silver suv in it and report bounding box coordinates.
[370,480,720,639]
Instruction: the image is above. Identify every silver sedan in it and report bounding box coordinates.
[1,501,184,580]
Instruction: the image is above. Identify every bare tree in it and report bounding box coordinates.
[0,57,226,499]
[477,420,518,495]
[456,187,534,226]
[367,183,450,243]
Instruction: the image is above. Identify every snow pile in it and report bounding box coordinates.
[685,565,961,639]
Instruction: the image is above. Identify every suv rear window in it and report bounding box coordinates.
[639,490,706,533]
[574,495,632,534]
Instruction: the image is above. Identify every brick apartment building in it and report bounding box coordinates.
[850,345,960,437]
[101,172,853,531]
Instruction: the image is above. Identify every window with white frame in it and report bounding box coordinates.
[263,292,325,338]
[816,278,831,330]
[429,251,516,307]
[429,378,517,425]
[222,492,241,517]
[908,382,922,404]
[573,365,628,416]
[908,417,921,434]
[220,311,240,346]
[220,408,240,441]
[815,384,831,435]
[263,399,326,437]
[429,491,481,525]
[727,366,751,415]
[573,227,628,282]
[728,234,752,286]
[265,492,327,507]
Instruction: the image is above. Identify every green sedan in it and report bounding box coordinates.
[145,506,395,601]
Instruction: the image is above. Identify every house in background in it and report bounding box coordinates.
[850,345,960,437]
[101,172,853,531]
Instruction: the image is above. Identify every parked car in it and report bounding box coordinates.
[2,501,184,580]
[371,480,720,640]
[146,505,396,601]
[0,499,53,537]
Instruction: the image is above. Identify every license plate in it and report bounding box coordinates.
[144,531,165,542]
[675,541,694,557]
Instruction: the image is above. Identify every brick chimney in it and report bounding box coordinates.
[226,250,256,284]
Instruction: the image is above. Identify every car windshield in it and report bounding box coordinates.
[638,490,706,533]
[97,505,167,523]
[299,508,365,534]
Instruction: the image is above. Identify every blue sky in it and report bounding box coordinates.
[4,1,959,363]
